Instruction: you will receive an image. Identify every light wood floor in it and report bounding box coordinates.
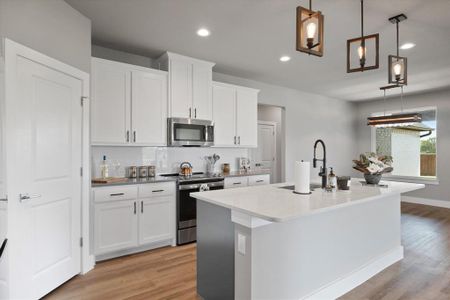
[45,202,450,300]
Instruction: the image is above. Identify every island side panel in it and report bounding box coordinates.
[239,194,402,300]
[197,200,235,300]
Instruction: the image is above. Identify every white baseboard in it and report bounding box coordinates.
[402,196,450,209]
[304,246,404,300]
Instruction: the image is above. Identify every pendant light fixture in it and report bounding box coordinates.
[367,86,421,127]
[388,14,408,85]
[347,0,379,73]
[296,0,324,57]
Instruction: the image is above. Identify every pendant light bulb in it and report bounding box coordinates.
[357,45,366,59]
[306,21,317,39]
[393,62,402,75]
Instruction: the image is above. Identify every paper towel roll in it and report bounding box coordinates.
[294,161,311,194]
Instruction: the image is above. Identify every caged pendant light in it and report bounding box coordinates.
[388,14,408,85]
[296,0,324,57]
[347,0,379,73]
[367,86,421,127]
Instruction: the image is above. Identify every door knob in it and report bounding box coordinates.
[19,193,42,203]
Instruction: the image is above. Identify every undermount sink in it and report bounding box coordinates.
[279,183,322,191]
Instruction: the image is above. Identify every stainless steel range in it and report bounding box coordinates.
[161,172,224,245]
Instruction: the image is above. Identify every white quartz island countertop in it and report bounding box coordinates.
[191,179,425,222]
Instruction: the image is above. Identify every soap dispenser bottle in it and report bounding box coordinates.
[100,155,109,179]
[328,167,337,190]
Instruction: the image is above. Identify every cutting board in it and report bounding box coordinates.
[91,177,129,184]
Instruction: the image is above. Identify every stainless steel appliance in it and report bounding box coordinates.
[161,172,224,245]
[168,118,214,147]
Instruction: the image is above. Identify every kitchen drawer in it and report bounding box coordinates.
[93,185,138,203]
[224,176,248,189]
[138,182,176,198]
[248,174,270,186]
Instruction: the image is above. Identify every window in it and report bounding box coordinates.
[373,107,437,180]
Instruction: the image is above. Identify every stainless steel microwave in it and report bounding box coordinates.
[168,118,214,147]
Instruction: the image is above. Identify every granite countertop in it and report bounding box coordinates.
[91,169,271,187]
[191,179,425,223]
[91,176,177,187]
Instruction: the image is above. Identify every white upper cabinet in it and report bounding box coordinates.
[236,88,258,147]
[212,83,237,147]
[154,52,215,120]
[91,58,168,146]
[131,70,167,145]
[212,81,259,148]
[91,58,131,144]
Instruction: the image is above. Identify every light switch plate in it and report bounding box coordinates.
[238,233,246,255]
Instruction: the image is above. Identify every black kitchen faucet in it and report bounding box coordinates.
[313,139,327,188]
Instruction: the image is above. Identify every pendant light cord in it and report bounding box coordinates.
[396,21,400,57]
[361,0,364,37]
[309,0,312,10]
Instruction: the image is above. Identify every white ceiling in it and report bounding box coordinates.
[66,0,450,101]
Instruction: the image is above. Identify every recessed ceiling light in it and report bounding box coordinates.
[400,43,415,50]
[197,28,210,37]
[280,56,291,62]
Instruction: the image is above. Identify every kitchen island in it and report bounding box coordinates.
[191,179,424,300]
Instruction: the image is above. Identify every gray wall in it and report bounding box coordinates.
[0,0,91,73]
[92,45,152,68]
[354,88,450,201]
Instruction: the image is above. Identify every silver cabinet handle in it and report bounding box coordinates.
[152,189,164,193]
[110,193,124,197]
[234,136,237,145]
[141,201,144,214]
[134,202,137,214]
[238,136,241,145]
[189,108,192,118]
[126,130,130,142]
[194,108,197,119]
[133,131,136,142]
[19,193,42,203]
[256,180,264,183]
[233,182,242,185]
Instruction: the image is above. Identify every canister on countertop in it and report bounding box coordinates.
[337,176,351,190]
[147,165,156,177]
[127,166,137,178]
[138,166,148,178]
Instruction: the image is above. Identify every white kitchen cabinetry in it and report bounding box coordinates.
[154,52,215,120]
[93,182,176,260]
[212,81,259,147]
[91,58,168,146]
[224,174,270,189]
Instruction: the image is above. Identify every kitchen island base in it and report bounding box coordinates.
[197,193,404,300]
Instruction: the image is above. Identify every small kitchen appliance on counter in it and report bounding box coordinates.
[179,162,193,177]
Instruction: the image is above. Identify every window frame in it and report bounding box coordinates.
[370,105,439,185]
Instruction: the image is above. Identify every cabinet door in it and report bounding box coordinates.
[169,59,192,118]
[248,174,271,186]
[212,84,237,147]
[236,89,258,147]
[94,200,138,255]
[131,70,168,146]
[138,196,174,245]
[192,64,213,120]
[91,58,131,144]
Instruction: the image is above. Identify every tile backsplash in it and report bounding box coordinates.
[91,146,249,178]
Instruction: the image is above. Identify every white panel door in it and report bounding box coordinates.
[91,58,131,144]
[254,123,276,183]
[236,89,258,147]
[192,64,213,120]
[7,54,82,299]
[131,70,167,146]
[212,84,237,147]
[138,197,173,245]
[169,59,192,118]
[94,200,138,255]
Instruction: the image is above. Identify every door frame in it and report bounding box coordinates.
[256,120,277,183]
[3,39,94,284]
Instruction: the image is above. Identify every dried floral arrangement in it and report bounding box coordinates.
[353,153,393,175]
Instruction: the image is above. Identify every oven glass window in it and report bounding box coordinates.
[174,124,205,141]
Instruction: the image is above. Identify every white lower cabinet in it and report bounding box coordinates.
[94,200,138,255]
[224,174,271,189]
[93,182,176,259]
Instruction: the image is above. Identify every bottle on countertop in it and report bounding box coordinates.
[328,167,337,190]
[100,155,109,179]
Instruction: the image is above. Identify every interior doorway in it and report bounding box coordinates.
[251,105,285,183]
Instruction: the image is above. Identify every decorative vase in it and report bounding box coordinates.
[364,173,382,185]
